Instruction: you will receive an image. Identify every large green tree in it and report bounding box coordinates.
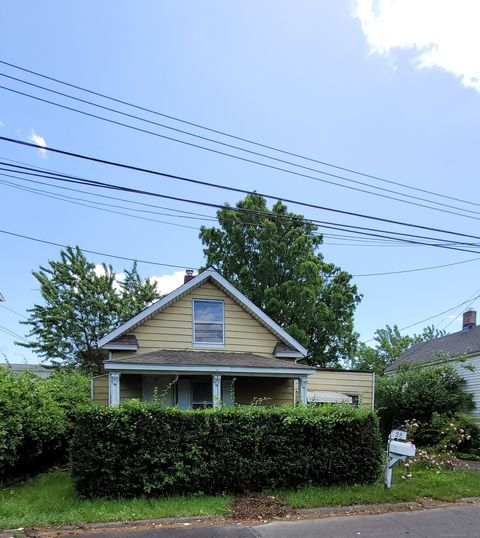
[354,324,447,374]
[199,193,361,366]
[19,246,159,373]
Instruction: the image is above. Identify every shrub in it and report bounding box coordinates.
[71,402,383,499]
[375,364,473,437]
[0,368,90,482]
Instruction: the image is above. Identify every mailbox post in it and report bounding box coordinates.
[384,429,416,488]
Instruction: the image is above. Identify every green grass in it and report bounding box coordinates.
[0,471,231,530]
[1,468,479,530]
[278,468,480,509]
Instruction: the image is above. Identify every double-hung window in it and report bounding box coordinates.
[193,299,224,346]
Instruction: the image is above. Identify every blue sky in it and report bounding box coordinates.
[1,1,480,363]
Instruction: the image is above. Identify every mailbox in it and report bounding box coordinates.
[385,430,416,488]
[389,440,416,457]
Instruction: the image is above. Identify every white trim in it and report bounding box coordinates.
[275,351,304,359]
[108,372,121,406]
[104,361,314,376]
[101,343,138,351]
[299,375,308,404]
[192,298,225,347]
[98,268,307,356]
[212,375,222,407]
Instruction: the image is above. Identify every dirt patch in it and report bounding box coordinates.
[231,493,296,521]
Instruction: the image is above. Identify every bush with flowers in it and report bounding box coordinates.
[399,414,479,479]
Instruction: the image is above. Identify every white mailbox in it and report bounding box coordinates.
[389,440,416,457]
[384,430,416,488]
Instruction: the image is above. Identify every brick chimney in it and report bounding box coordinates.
[184,269,195,284]
[462,310,476,331]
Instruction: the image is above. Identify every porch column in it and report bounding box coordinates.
[212,375,222,407]
[299,375,308,405]
[109,372,121,406]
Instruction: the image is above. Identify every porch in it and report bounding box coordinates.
[105,372,308,408]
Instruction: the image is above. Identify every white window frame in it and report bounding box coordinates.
[192,299,225,347]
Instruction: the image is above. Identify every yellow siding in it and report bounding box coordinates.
[306,370,374,409]
[235,377,294,406]
[113,280,279,359]
[120,374,142,402]
[92,374,108,405]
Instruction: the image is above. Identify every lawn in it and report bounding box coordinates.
[278,468,480,508]
[1,468,479,530]
[0,471,231,530]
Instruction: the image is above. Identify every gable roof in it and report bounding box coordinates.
[385,325,480,372]
[98,268,308,357]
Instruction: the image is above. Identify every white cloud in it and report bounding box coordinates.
[353,0,480,92]
[94,265,188,297]
[28,130,47,158]
[0,120,4,128]
[94,264,124,293]
[149,270,187,296]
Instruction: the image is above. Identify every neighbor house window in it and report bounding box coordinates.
[193,300,224,345]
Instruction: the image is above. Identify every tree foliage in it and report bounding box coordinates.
[0,367,90,482]
[19,246,159,373]
[375,363,473,438]
[199,193,361,366]
[354,324,447,374]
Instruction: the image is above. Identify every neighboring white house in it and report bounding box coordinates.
[385,310,480,419]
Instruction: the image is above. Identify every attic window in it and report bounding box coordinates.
[193,300,224,346]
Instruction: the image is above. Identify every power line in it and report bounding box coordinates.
[352,255,480,277]
[0,303,28,319]
[0,323,29,342]
[3,136,480,247]
[0,228,196,270]
[2,82,480,223]
[3,72,480,220]
[0,169,422,247]
[3,158,480,257]
[0,177,202,231]
[5,161,480,256]
[2,58,479,211]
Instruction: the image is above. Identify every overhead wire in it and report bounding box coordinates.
[2,82,480,222]
[2,58,479,211]
[3,159,480,254]
[2,137,480,248]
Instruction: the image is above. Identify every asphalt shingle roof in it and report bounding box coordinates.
[106,349,314,370]
[385,325,480,372]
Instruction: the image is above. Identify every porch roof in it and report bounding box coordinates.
[104,349,315,376]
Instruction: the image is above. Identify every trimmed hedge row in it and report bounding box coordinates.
[71,402,383,498]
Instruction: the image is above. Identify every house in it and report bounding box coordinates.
[1,362,52,379]
[92,268,374,409]
[385,310,480,419]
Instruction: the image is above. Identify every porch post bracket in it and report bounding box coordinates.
[299,375,308,405]
[212,374,222,408]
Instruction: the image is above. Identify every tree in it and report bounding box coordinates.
[199,193,361,366]
[354,324,447,374]
[19,246,159,373]
[375,363,473,437]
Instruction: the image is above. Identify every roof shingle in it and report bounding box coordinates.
[385,325,480,372]
[106,349,314,370]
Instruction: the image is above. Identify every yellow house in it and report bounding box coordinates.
[93,268,374,409]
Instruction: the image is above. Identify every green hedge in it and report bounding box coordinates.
[71,402,383,498]
[0,368,90,482]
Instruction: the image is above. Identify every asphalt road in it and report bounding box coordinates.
[52,505,480,538]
